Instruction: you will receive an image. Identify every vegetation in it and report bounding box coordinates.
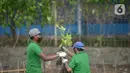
[56,24,72,47]
[0,0,52,41]
[0,0,129,47]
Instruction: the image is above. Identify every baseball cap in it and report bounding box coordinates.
[73,41,84,49]
[29,28,41,37]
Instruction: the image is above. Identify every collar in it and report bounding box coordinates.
[76,51,85,54]
[30,40,39,45]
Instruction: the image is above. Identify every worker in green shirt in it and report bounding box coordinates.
[61,42,91,73]
[26,28,67,73]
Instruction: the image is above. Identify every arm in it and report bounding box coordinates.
[39,52,58,61]
[64,62,72,72]
[32,44,58,61]
[61,47,74,57]
[65,50,74,57]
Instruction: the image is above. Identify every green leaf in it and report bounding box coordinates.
[96,0,99,2]
[47,16,51,22]
[57,23,72,47]
[2,9,6,12]
[60,26,66,31]
[16,21,21,28]
[28,16,33,21]
[24,16,27,20]
[38,3,43,6]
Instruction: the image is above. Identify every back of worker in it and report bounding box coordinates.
[69,51,90,73]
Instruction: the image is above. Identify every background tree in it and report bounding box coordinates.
[0,0,52,42]
[0,0,128,47]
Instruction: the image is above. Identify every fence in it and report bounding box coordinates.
[0,4,130,46]
[0,23,129,36]
[0,69,25,73]
[0,60,25,73]
[0,3,130,47]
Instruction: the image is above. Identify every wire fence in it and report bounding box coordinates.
[0,4,130,47]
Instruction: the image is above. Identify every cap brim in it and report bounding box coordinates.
[73,47,85,49]
[81,47,84,49]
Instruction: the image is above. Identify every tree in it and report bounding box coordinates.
[0,0,127,46]
[0,0,52,42]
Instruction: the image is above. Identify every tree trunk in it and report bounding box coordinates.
[10,10,17,42]
[13,28,20,48]
[10,18,16,42]
[10,24,16,42]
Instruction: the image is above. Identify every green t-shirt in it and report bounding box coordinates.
[26,41,43,73]
[69,52,91,73]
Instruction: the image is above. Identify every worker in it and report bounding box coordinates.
[26,28,66,73]
[61,41,91,73]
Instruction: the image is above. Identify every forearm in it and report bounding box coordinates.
[65,50,74,57]
[45,54,58,61]
[40,53,58,61]
[64,62,72,72]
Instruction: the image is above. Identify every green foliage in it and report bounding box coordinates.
[2,24,9,28]
[0,0,53,27]
[0,0,126,27]
[0,0,54,40]
[56,24,72,47]
[68,0,78,5]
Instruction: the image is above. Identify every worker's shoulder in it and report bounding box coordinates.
[28,42,39,48]
[72,54,79,59]
[75,52,88,58]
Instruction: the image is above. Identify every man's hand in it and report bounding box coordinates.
[57,51,67,57]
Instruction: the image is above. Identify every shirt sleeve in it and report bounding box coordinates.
[69,56,76,69]
[32,44,42,55]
